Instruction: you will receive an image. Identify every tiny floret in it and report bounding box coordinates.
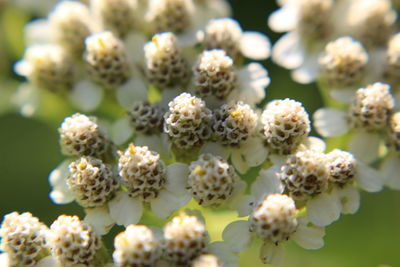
[249,194,298,244]
[128,101,164,135]
[0,212,49,267]
[85,31,131,89]
[203,18,243,61]
[144,32,189,89]
[162,213,208,264]
[386,112,400,151]
[193,49,237,100]
[279,150,329,201]
[213,101,258,147]
[68,156,119,208]
[113,225,161,267]
[118,144,166,201]
[47,215,101,266]
[348,82,394,130]
[188,153,238,206]
[164,93,213,149]
[261,99,310,155]
[17,44,75,93]
[146,0,194,34]
[59,113,109,158]
[49,1,92,56]
[192,254,222,267]
[326,149,357,186]
[319,37,368,88]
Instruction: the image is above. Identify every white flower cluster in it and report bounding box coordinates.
[5,0,400,266]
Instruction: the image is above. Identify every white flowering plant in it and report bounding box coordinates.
[0,0,400,266]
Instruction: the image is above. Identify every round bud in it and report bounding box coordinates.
[18,44,75,93]
[164,93,213,149]
[213,101,258,147]
[144,32,189,89]
[203,18,243,61]
[261,99,310,155]
[193,49,237,100]
[162,213,208,264]
[113,225,161,267]
[326,149,357,186]
[92,0,137,37]
[59,113,109,158]
[348,83,394,131]
[47,215,101,266]
[0,212,49,267]
[68,156,119,208]
[85,31,131,89]
[49,1,92,56]
[146,0,194,34]
[249,194,298,244]
[188,153,238,206]
[297,0,333,40]
[118,144,166,201]
[279,150,329,201]
[128,101,164,135]
[319,37,368,88]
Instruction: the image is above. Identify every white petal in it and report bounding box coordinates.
[70,80,103,112]
[222,220,252,253]
[259,242,285,266]
[302,136,326,153]
[348,132,381,164]
[124,32,148,64]
[239,32,271,60]
[329,89,356,104]
[110,117,133,145]
[291,53,319,84]
[84,206,115,235]
[234,63,270,106]
[177,29,199,47]
[165,163,189,195]
[241,138,268,167]
[0,253,9,267]
[24,19,54,45]
[268,4,297,32]
[313,108,348,137]
[12,83,41,117]
[307,192,341,227]
[35,256,59,267]
[108,191,143,226]
[116,78,148,109]
[380,154,400,190]
[150,190,190,219]
[269,155,287,167]
[333,186,360,214]
[135,134,169,157]
[230,150,249,174]
[251,168,284,202]
[208,242,239,266]
[231,195,256,217]
[272,32,304,69]
[292,218,325,250]
[355,161,383,192]
[200,142,229,159]
[49,160,74,205]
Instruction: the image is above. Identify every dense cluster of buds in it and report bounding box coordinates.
[3,0,400,266]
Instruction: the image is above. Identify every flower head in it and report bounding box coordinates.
[0,212,49,267]
[261,99,310,155]
[113,225,161,267]
[128,101,165,135]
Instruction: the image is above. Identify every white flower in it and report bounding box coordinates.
[198,17,271,62]
[108,144,191,226]
[313,82,395,163]
[222,195,325,266]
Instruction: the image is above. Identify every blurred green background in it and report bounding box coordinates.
[0,0,399,266]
